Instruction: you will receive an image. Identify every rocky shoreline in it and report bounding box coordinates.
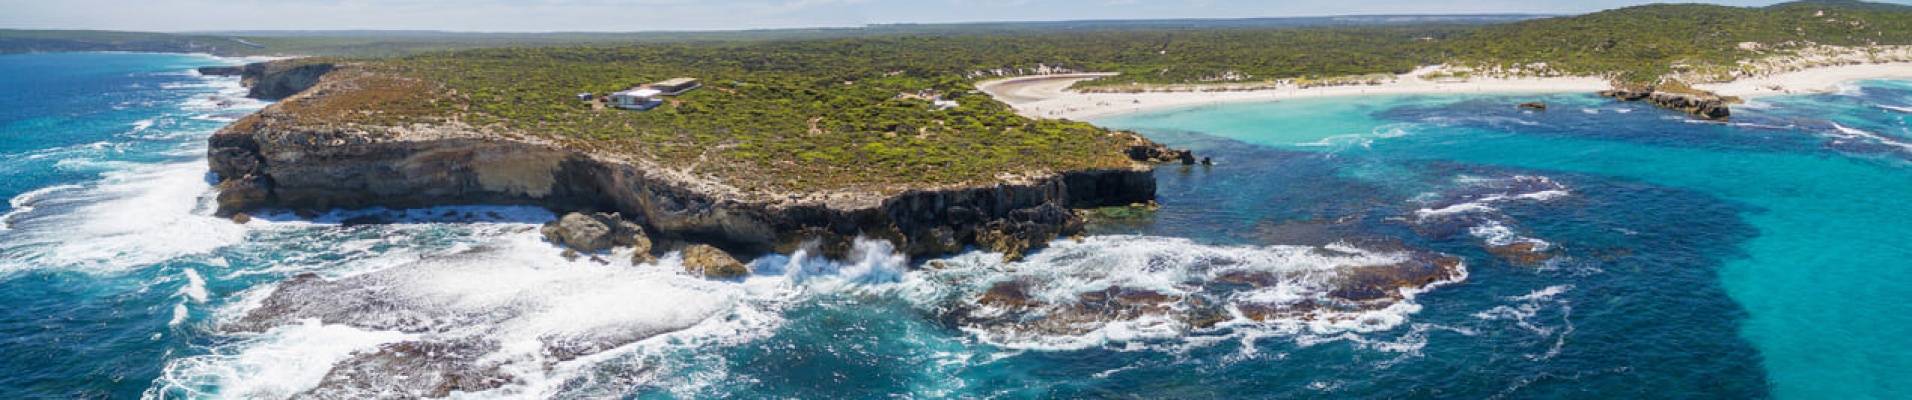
[209,61,1179,262]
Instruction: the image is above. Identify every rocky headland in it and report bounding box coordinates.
[208,60,1181,262]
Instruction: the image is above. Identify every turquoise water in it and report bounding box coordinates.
[1101,88,1912,399]
[0,52,1906,398]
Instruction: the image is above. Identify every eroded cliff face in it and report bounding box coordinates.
[238,61,336,99]
[209,62,1167,260]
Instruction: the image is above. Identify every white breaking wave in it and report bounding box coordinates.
[1834,82,1866,97]
[1828,122,1912,152]
[894,235,1461,352]
[1875,104,1912,114]
[1473,285,1576,361]
[0,63,266,277]
[0,62,267,279]
[1468,221,1553,251]
[1407,175,1569,264]
[151,228,856,399]
[168,268,212,328]
[148,320,419,399]
[1422,115,1543,128]
[0,184,82,231]
[1411,175,1571,222]
[1297,123,1422,150]
[0,161,247,276]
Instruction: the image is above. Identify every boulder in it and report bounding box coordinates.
[1517,101,1547,111]
[628,236,658,265]
[682,245,750,279]
[541,212,652,255]
[544,213,613,252]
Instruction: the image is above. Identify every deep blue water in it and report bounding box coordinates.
[1,53,1907,399]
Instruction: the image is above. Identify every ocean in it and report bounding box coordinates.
[0,52,1906,399]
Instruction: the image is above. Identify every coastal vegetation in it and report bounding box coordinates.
[22,1,1912,192]
[225,0,1912,192]
[1441,2,1912,83]
[279,47,1144,193]
[8,1,1911,88]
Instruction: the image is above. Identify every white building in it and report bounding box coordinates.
[608,88,664,110]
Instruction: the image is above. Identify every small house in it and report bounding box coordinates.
[649,78,701,96]
[608,88,664,110]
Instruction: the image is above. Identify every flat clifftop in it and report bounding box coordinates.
[227,55,1143,196]
[210,59,1179,259]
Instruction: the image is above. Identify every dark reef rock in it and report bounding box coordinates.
[210,60,1164,262]
[196,66,244,76]
[1517,101,1548,111]
[944,243,1466,338]
[1599,88,1730,121]
[229,249,724,398]
[1486,241,1557,265]
[1122,131,1197,165]
[302,339,515,399]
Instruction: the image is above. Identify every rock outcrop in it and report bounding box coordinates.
[234,61,336,99]
[942,246,1466,339]
[1517,101,1547,111]
[196,65,244,76]
[1122,132,1197,165]
[682,244,750,279]
[1599,88,1731,121]
[541,212,651,255]
[210,61,1169,262]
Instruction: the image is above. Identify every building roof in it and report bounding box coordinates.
[654,77,699,87]
[612,88,663,98]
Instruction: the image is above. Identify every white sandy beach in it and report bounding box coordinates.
[977,67,1609,121]
[982,63,1912,121]
[1695,62,1912,98]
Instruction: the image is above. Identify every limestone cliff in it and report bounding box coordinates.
[210,61,1170,260]
[227,61,336,99]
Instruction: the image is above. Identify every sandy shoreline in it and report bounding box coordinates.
[1695,62,1912,98]
[981,63,1912,121]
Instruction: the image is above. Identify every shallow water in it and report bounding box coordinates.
[0,53,1905,399]
[1102,87,1912,399]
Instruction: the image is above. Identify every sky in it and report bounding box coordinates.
[0,0,1905,32]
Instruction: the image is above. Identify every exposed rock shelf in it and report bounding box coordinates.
[1599,88,1733,121]
[209,61,1176,261]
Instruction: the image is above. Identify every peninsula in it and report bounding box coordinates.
[185,0,1912,263]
